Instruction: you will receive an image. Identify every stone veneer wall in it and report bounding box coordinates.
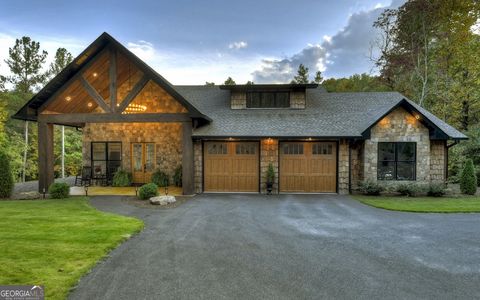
[338,140,350,194]
[82,122,182,178]
[230,91,306,109]
[193,140,203,193]
[364,107,431,184]
[350,141,364,191]
[260,139,279,194]
[430,140,446,182]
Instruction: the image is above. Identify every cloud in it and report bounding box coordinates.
[228,41,248,50]
[252,0,406,82]
[127,40,156,61]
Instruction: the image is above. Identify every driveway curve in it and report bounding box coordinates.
[69,194,480,300]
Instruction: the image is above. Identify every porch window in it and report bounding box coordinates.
[377,142,416,180]
[91,142,122,178]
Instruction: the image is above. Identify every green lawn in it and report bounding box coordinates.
[0,197,143,300]
[353,195,480,213]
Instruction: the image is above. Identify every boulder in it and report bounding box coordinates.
[149,195,176,206]
[11,191,42,200]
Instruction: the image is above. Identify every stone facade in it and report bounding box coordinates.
[363,107,432,185]
[350,141,364,191]
[290,92,306,109]
[230,91,306,109]
[338,140,350,194]
[82,122,182,178]
[260,139,279,194]
[430,140,446,182]
[193,140,203,193]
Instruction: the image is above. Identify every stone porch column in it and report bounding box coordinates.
[38,122,54,193]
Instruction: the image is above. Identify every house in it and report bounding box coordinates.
[13,33,467,195]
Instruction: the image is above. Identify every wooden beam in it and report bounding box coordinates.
[182,121,195,195]
[109,48,117,112]
[38,122,54,193]
[117,75,149,113]
[38,113,191,124]
[38,47,110,113]
[80,76,113,113]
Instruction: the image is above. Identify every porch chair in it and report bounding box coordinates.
[75,166,92,186]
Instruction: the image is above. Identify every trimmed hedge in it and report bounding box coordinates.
[48,182,70,199]
[173,165,182,187]
[427,183,446,197]
[0,151,14,198]
[460,159,477,195]
[396,183,421,197]
[138,183,158,200]
[112,169,131,187]
[359,180,384,196]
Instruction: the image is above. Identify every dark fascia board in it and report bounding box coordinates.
[219,83,318,91]
[192,135,361,140]
[12,32,212,123]
[360,99,467,140]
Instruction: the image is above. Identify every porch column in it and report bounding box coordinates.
[182,121,195,195]
[38,122,54,193]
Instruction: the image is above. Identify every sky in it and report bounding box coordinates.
[0,0,405,85]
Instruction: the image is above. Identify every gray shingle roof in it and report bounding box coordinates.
[174,86,467,139]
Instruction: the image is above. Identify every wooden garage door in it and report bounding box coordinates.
[280,142,337,193]
[204,142,259,192]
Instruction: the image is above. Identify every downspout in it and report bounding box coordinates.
[348,140,352,194]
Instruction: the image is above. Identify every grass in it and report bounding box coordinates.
[353,195,480,213]
[0,197,143,300]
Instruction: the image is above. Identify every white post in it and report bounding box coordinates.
[61,125,65,178]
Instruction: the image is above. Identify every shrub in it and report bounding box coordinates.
[266,163,275,183]
[112,169,131,187]
[460,159,477,195]
[427,183,446,197]
[152,170,169,187]
[138,183,158,200]
[0,151,14,198]
[48,182,70,199]
[359,180,384,196]
[396,183,421,197]
[173,165,182,187]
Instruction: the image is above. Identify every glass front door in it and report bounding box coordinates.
[131,143,155,183]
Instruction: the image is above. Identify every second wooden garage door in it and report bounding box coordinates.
[280,142,337,193]
[204,142,259,192]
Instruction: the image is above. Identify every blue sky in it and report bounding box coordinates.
[0,0,404,85]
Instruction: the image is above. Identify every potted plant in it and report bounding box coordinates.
[266,163,275,195]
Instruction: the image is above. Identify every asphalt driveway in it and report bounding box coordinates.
[69,194,480,300]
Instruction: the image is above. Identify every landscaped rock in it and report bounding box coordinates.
[11,191,42,200]
[149,195,176,206]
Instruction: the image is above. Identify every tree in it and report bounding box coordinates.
[5,36,48,182]
[0,150,14,198]
[246,81,254,85]
[49,48,73,178]
[205,82,215,86]
[322,73,390,92]
[224,77,236,85]
[460,159,477,195]
[292,64,309,84]
[48,48,73,79]
[313,71,323,84]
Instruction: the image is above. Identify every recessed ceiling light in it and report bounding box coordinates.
[87,102,93,107]
[65,96,71,101]
[93,72,98,77]
[415,114,420,120]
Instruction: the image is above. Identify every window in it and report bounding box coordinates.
[235,144,256,155]
[91,142,122,178]
[312,143,333,155]
[378,142,416,180]
[207,143,227,154]
[246,92,290,108]
[283,143,304,155]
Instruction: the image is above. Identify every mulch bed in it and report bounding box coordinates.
[121,195,192,209]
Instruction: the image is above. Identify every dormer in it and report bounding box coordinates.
[220,84,318,109]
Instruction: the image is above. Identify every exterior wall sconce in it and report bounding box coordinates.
[42,187,46,199]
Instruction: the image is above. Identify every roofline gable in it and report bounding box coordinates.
[360,98,467,140]
[13,32,211,122]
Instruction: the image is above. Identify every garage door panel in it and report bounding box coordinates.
[204,142,259,192]
[280,142,336,193]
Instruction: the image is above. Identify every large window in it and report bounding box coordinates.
[378,142,416,180]
[91,142,122,178]
[246,91,290,108]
